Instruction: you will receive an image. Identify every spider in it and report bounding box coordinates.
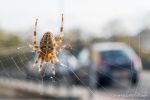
[28,14,67,75]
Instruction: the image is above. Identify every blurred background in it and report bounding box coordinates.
[0,0,150,100]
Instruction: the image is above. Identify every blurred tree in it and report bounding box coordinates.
[0,31,22,47]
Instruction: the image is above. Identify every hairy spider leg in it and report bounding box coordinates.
[55,57,67,67]
[33,54,41,69]
[57,45,67,53]
[56,14,64,46]
[28,19,39,52]
[33,18,39,52]
[39,58,44,73]
[51,59,56,75]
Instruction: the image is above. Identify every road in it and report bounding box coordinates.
[0,71,150,100]
[91,71,150,100]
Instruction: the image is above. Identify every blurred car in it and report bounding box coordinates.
[79,42,142,86]
[92,42,142,86]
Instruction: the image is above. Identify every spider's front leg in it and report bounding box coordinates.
[56,14,64,46]
[28,18,39,52]
[33,18,39,52]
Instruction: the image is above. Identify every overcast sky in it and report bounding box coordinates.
[0,0,150,36]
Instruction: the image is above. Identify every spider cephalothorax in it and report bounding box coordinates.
[29,14,66,75]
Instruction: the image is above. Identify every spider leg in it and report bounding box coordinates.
[57,45,67,53]
[56,14,64,46]
[33,18,39,52]
[27,43,39,52]
[33,54,41,69]
[27,19,39,52]
[51,59,56,75]
[39,59,44,74]
[27,43,33,48]
[55,57,67,67]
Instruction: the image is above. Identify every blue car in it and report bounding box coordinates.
[79,42,142,86]
[92,42,142,86]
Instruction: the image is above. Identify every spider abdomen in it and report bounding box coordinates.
[40,32,55,55]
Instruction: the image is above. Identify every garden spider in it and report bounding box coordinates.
[29,14,67,75]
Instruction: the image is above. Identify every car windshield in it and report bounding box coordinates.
[100,50,131,64]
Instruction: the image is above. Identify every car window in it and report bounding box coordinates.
[100,50,131,64]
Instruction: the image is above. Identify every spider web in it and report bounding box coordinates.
[0,0,149,99]
[0,28,149,100]
[0,44,92,99]
[0,36,149,100]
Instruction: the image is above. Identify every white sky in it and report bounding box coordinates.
[0,0,150,36]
